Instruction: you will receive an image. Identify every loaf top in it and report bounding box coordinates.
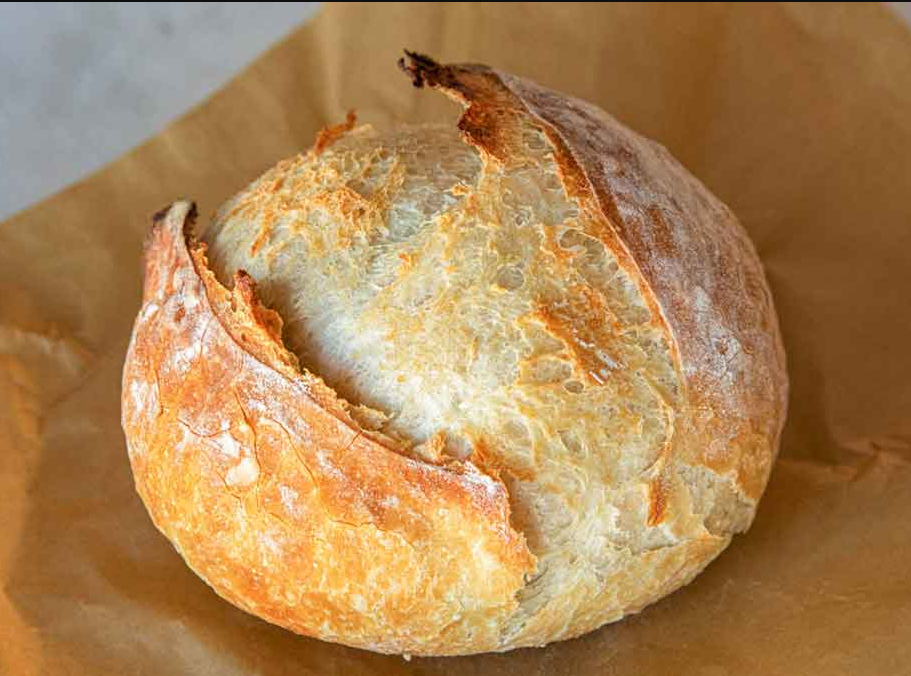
[122,55,788,655]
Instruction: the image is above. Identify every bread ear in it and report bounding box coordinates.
[122,53,787,655]
[399,51,788,504]
[122,201,535,655]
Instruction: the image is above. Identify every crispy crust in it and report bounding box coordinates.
[122,202,534,655]
[400,52,788,503]
[122,55,788,655]
[313,110,357,156]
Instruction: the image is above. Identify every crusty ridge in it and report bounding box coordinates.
[400,51,788,506]
[122,201,535,655]
[203,112,712,647]
[122,54,788,655]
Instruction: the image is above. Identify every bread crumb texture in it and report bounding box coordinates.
[122,56,787,655]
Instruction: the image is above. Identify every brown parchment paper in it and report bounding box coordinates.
[2,3,911,674]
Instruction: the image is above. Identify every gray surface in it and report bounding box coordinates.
[893,1,911,22]
[0,2,320,221]
[0,2,908,222]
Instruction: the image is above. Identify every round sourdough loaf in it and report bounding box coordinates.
[121,53,788,655]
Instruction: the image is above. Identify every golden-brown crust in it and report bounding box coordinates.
[122,55,788,656]
[312,110,357,156]
[122,201,534,655]
[399,51,788,504]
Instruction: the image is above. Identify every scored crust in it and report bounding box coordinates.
[122,54,788,655]
[123,202,535,655]
[398,52,789,504]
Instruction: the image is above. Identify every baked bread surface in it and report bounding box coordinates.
[121,55,788,655]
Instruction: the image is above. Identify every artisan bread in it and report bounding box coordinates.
[121,53,788,655]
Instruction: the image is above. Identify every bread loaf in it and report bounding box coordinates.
[121,53,788,655]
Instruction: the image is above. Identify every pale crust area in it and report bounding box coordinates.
[121,55,788,655]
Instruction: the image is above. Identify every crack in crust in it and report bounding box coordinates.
[122,201,535,655]
[122,52,788,655]
[398,50,787,504]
